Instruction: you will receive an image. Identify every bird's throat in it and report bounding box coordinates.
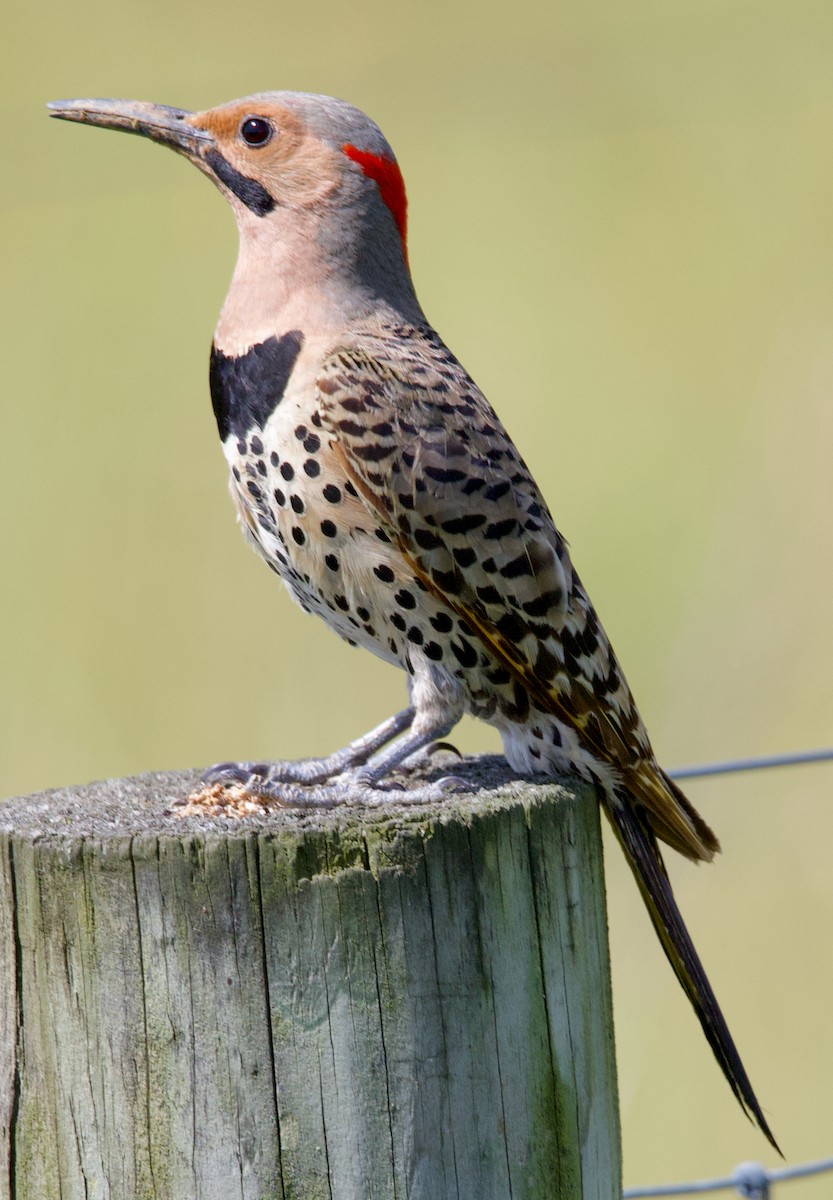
[214,204,422,357]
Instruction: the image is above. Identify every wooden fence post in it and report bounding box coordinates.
[0,759,621,1199]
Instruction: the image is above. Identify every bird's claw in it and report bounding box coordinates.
[426,741,464,760]
[200,761,469,809]
[202,758,271,787]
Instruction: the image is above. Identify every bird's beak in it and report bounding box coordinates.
[47,98,213,158]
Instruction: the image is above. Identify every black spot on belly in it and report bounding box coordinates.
[209,331,304,442]
[450,638,478,669]
[429,611,453,633]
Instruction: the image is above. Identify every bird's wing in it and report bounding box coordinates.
[316,338,712,859]
[317,338,782,1153]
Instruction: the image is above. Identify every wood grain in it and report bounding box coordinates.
[0,759,620,1199]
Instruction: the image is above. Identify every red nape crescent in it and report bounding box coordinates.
[342,144,408,263]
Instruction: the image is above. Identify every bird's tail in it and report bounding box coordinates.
[601,785,781,1155]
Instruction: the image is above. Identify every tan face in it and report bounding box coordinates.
[187,101,343,211]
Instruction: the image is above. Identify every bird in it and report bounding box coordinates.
[48,91,777,1150]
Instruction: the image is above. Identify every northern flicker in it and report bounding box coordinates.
[49,93,777,1149]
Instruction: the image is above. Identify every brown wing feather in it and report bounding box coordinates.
[317,335,783,1150]
[319,338,715,861]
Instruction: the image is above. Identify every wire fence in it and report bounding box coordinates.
[624,747,832,1199]
[668,746,833,781]
[624,1156,833,1198]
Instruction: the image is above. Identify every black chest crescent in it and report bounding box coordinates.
[209,331,305,442]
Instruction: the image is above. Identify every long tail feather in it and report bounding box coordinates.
[603,787,781,1155]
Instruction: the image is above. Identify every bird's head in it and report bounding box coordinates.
[48,93,415,324]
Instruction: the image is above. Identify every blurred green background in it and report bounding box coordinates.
[2,0,832,1188]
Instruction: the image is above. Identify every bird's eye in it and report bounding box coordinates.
[240,117,273,147]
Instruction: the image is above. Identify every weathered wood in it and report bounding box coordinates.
[0,758,621,1200]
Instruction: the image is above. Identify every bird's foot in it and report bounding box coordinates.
[200,707,423,791]
[195,708,468,813]
[193,760,468,812]
[333,765,470,808]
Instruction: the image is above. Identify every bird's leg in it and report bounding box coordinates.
[350,715,460,785]
[202,706,416,787]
